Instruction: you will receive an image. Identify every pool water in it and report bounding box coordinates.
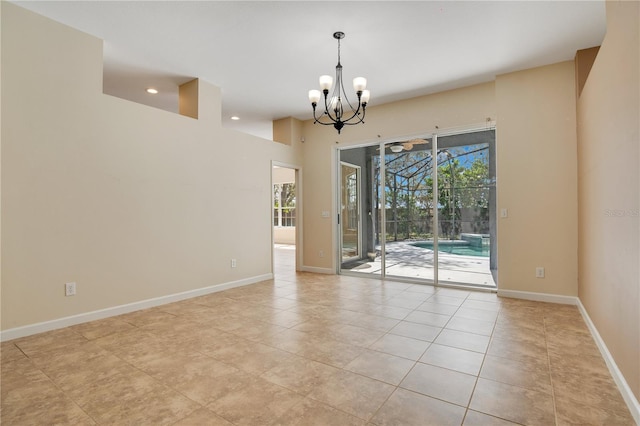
[412,241,489,257]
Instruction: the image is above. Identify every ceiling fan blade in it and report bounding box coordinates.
[376,139,430,152]
[399,138,432,151]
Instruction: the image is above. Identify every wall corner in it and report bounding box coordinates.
[273,117,303,145]
[179,79,199,119]
[575,46,601,99]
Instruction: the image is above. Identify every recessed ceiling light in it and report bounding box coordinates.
[231,116,240,120]
[146,88,158,94]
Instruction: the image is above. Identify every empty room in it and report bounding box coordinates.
[1,1,638,425]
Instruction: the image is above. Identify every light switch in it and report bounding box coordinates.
[321,211,330,218]
[500,208,508,218]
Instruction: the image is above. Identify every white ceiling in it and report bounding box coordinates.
[14,1,606,139]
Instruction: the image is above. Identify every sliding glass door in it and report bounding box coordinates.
[380,139,435,282]
[435,133,496,287]
[338,129,496,288]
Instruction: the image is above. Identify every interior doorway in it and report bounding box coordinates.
[272,164,298,278]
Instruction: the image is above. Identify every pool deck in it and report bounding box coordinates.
[343,240,497,288]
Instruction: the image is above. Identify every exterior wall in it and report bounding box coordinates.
[0,3,302,331]
[273,228,296,245]
[577,0,639,400]
[495,61,579,296]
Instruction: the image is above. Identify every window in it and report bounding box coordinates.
[273,183,296,227]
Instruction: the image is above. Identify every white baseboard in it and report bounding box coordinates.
[0,273,273,342]
[299,265,334,274]
[576,300,640,424]
[499,289,639,423]
[497,289,578,305]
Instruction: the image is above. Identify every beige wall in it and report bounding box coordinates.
[273,117,303,146]
[300,62,579,298]
[495,61,578,296]
[1,3,302,331]
[272,167,295,184]
[577,0,639,400]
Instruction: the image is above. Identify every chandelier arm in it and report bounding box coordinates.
[312,109,337,126]
[318,90,340,125]
[308,31,369,133]
[331,42,364,124]
[321,89,336,122]
[338,95,367,125]
[343,104,365,125]
[311,103,338,126]
[342,112,366,126]
[336,64,361,115]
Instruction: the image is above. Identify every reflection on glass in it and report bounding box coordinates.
[379,142,435,282]
[341,163,360,263]
[435,134,496,287]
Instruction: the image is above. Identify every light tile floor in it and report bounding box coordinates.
[0,246,635,425]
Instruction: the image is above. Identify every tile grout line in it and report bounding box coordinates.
[4,258,632,425]
[461,296,500,425]
[543,312,561,426]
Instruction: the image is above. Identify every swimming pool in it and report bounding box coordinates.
[411,241,489,257]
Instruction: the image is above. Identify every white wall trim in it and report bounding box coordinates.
[300,265,334,275]
[576,299,640,424]
[497,289,578,305]
[499,289,639,423]
[0,273,272,342]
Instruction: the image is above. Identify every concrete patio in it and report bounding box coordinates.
[342,241,496,288]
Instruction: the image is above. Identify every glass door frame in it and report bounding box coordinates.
[336,126,496,289]
[339,161,363,264]
[377,134,439,283]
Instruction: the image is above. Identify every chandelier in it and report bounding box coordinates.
[308,31,370,134]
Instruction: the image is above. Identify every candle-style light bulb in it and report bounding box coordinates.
[361,90,370,104]
[353,77,367,92]
[319,75,333,91]
[308,90,321,104]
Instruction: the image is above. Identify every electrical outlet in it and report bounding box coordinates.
[535,267,545,278]
[65,282,76,296]
[319,250,324,258]
[231,259,237,268]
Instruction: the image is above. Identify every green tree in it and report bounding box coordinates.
[460,158,490,233]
